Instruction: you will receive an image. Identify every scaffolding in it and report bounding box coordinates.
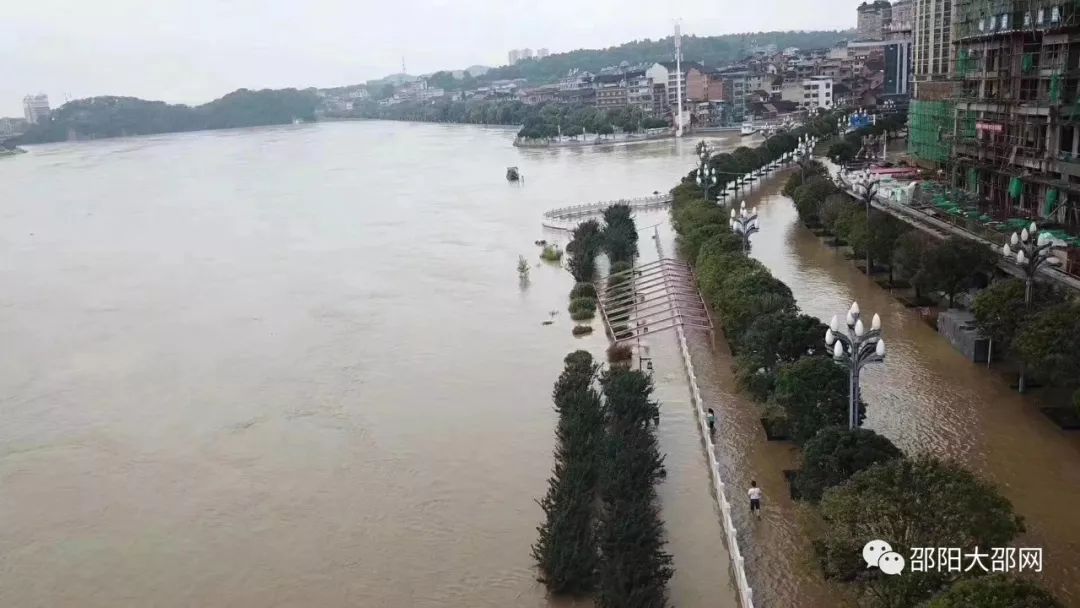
[944,0,1080,226]
[909,99,956,163]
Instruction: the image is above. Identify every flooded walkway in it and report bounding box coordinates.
[679,174,1080,607]
[631,209,742,608]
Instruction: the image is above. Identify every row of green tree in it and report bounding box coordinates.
[533,351,672,605]
[787,162,999,307]
[351,98,535,125]
[518,105,668,140]
[16,89,321,144]
[349,98,667,137]
[669,123,1061,604]
[973,280,1080,408]
[565,204,640,331]
[688,112,846,206]
[477,30,850,86]
[825,112,908,164]
[786,163,1080,407]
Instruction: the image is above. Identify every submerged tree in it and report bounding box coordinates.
[816,457,1024,607]
[925,575,1063,608]
[773,357,853,444]
[794,426,902,502]
[596,367,671,607]
[533,351,605,595]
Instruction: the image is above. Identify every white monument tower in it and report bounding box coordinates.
[674,22,684,137]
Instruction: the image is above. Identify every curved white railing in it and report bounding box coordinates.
[542,194,673,220]
[675,329,754,608]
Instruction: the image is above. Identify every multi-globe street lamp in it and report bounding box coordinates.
[825,301,886,429]
[1001,221,1060,393]
[697,165,718,200]
[839,168,882,273]
[730,201,759,253]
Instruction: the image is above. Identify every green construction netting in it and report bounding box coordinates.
[967,168,980,195]
[909,100,954,164]
[957,110,977,141]
[957,50,974,76]
[1046,188,1060,215]
[1051,74,1063,103]
[1022,53,1035,73]
[1009,177,1023,198]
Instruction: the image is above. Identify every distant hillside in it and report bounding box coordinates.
[478,30,852,84]
[17,88,320,144]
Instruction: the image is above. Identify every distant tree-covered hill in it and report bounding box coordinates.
[477,30,853,84]
[17,88,320,144]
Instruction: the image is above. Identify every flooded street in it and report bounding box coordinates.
[689,174,1080,607]
[0,122,745,607]
[8,119,1073,608]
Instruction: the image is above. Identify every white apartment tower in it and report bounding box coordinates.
[23,94,50,124]
[913,0,956,89]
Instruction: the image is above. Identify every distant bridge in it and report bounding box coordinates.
[541,194,673,232]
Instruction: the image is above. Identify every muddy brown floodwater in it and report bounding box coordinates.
[0,122,753,608]
[685,173,1080,607]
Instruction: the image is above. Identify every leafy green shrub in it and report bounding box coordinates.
[609,260,633,276]
[570,282,598,300]
[794,426,902,502]
[571,325,593,336]
[540,244,563,261]
[774,357,853,444]
[1014,302,1080,387]
[816,457,1024,606]
[570,309,595,321]
[569,297,597,315]
[606,343,633,365]
[924,574,1062,608]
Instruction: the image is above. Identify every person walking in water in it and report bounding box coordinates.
[706,408,716,434]
[748,481,763,518]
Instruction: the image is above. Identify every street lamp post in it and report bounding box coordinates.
[697,166,717,200]
[825,301,886,429]
[1001,221,1059,393]
[730,201,759,253]
[698,146,719,201]
[841,168,882,274]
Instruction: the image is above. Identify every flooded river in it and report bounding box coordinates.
[689,175,1080,607]
[0,122,746,607]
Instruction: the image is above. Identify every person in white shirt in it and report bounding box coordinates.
[748,480,762,517]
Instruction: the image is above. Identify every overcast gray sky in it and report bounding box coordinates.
[3,0,855,116]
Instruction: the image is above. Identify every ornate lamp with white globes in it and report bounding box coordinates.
[824,301,886,429]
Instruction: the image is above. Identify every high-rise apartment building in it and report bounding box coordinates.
[908,0,958,167]
[858,0,894,38]
[913,0,956,84]
[23,94,50,125]
[948,0,1080,220]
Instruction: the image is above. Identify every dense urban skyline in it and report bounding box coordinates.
[3,0,858,115]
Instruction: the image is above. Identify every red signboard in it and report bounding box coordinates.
[976,122,1004,133]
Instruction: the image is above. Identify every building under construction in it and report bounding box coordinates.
[942,0,1080,227]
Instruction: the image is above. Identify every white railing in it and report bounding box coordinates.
[542,194,673,221]
[651,230,754,608]
[675,328,755,608]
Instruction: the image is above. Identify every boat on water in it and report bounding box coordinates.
[506,166,521,181]
[740,122,759,136]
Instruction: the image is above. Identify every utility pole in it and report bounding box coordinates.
[675,22,684,138]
